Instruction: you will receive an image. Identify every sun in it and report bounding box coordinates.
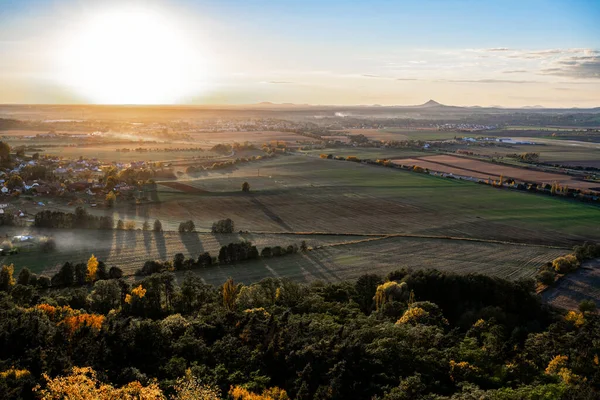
[55,5,203,104]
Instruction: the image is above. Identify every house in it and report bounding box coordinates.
[1,187,8,194]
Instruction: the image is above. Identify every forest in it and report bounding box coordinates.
[0,267,598,399]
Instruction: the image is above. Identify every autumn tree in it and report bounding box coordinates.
[0,264,16,291]
[105,191,116,208]
[86,254,99,283]
[142,221,150,231]
[222,278,239,310]
[116,220,125,230]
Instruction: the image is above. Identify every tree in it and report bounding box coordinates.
[6,175,23,190]
[86,254,99,283]
[0,264,16,291]
[116,220,125,230]
[142,221,150,231]
[108,266,123,279]
[153,219,163,232]
[552,254,580,274]
[16,267,32,286]
[222,278,239,310]
[0,141,10,165]
[125,221,136,230]
[105,191,116,208]
[51,262,75,287]
[90,280,121,314]
[578,300,597,313]
[242,181,250,192]
[173,253,186,270]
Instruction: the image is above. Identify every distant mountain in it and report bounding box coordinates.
[522,105,545,109]
[420,99,443,107]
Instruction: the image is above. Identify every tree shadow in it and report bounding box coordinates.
[250,196,293,231]
[143,227,152,254]
[180,232,204,258]
[154,231,167,261]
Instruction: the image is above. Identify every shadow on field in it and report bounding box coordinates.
[154,231,167,260]
[214,233,242,247]
[143,228,152,254]
[181,232,204,257]
[114,230,125,255]
[299,250,342,282]
[250,196,293,231]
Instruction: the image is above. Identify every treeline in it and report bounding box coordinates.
[136,240,303,276]
[186,152,276,175]
[34,207,113,230]
[0,267,598,399]
[537,242,600,286]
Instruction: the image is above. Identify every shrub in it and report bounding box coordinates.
[537,270,555,286]
[552,254,580,274]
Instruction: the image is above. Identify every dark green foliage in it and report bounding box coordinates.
[218,242,259,264]
[0,269,598,399]
[211,218,234,233]
[34,207,114,230]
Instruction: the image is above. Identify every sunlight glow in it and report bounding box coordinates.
[54,5,204,104]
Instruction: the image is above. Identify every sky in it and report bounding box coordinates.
[0,0,599,107]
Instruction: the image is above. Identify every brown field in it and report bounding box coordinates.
[159,181,209,193]
[186,130,305,145]
[0,226,567,284]
[392,154,598,190]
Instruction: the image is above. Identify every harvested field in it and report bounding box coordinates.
[187,130,304,145]
[542,259,600,310]
[63,155,600,247]
[392,154,598,190]
[0,227,365,276]
[159,181,209,193]
[180,236,568,285]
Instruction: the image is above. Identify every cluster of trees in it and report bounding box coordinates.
[508,152,540,163]
[186,153,275,176]
[0,267,599,398]
[177,220,195,233]
[538,242,600,286]
[212,218,235,233]
[34,207,113,230]
[137,240,302,276]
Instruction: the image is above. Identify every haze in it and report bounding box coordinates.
[1,0,599,107]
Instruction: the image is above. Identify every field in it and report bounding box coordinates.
[0,226,568,285]
[392,154,599,190]
[342,128,462,141]
[33,154,600,249]
[542,259,600,309]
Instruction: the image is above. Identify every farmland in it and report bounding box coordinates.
[392,154,599,190]
[0,227,568,285]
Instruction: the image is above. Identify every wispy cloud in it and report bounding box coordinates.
[438,78,540,84]
[539,55,600,79]
[502,70,528,74]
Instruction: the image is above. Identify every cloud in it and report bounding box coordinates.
[396,78,418,81]
[438,79,540,84]
[502,70,528,74]
[540,55,600,79]
[486,47,511,52]
[361,74,383,78]
[262,81,293,84]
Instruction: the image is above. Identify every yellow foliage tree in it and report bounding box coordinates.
[565,311,585,328]
[545,355,579,384]
[396,307,429,325]
[374,281,407,310]
[61,313,105,336]
[171,369,221,400]
[0,263,16,291]
[86,254,98,283]
[126,285,147,304]
[230,385,289,400]
[222,278,239,311]
[105,191,116,208]
[34,367,166,400]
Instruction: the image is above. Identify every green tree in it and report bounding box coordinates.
[153,219,163,232]
[0,141,11,165]
[116,220,125,230]
[242,181,250,192]
[16,267,32,286]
